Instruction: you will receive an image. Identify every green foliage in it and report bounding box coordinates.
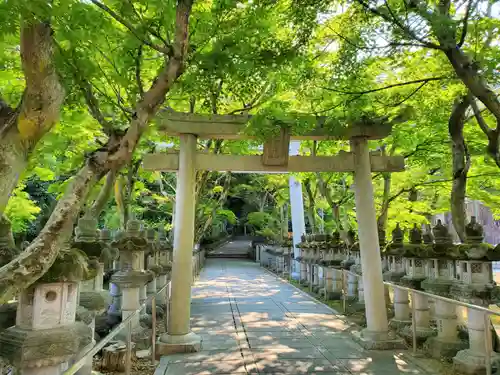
[247,211,275,229]
[214,209,238,225]
[2,0,500,247]
[4,185,41,233]
[246,102,316,140]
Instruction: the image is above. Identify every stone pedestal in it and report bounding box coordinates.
[389,288,411,329]
[453,309,500,374]
[425,300,467,359]
[401,293,435,343]
[451,259,499,374]
[112,271,152,348]
[0,283,92,375]
[350,262,364,307]
[108,282,122,322]
[322,267,342,300]
[74,291,107,375]
[346,271,358,301]
[300,260,307,283]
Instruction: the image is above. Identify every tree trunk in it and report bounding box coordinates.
[304,179,316,233]
[101,342,136,372]
[0,20,64,215]
[0,133,28,215]
[377,173,391,232]
[441,43,500,165]
[449,95,471,243]
[114,176,127,228]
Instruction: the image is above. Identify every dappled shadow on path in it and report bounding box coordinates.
[157,257,431,375]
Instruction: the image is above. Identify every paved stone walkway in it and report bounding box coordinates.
[155,257,436,375]
[207,239,251,258]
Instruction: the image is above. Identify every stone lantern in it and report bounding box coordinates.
[111,219,154,349]
[419,223,466,360]
[398,224,436,343]
[384,224,411,329]
[156,227,172,307]
[345,230,360,301]
[72,215,116,298]
[451,217,500,374]
[107,231,123,325]
[0,248,95,375]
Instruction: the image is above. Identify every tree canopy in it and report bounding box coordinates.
[1,0,500,299]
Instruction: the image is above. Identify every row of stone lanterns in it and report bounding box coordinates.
[0,215,206,375]
[260,217,500,375]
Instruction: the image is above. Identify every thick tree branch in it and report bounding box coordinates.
[13,20,65,145]
[135,45,144,97]
[90,169,117,218]
[471,98,493,137]
[449,94,471,242]
[457,0,474,47]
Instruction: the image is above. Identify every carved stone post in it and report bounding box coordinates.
[145,228,160,300]
[156,227,172,307]
[111,219,153,349]
[422,258,465,359]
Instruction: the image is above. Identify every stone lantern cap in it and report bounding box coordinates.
[112,219,148,253]
[73,216,117,263]
[146,228,158,255]
[39,248,98,284]
[157,226,173,252]
[79,291,108,312]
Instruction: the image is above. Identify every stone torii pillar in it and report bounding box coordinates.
[157,134,201,355]
[350,137,403,349]
[289,141,306,280]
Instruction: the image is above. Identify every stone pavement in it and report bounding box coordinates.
[155,257,436,375]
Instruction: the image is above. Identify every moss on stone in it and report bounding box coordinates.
[38,247,97,284]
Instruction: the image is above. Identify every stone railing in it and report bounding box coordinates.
[260,219,500,375]
[64,280,171,375]
[342,269,499,375]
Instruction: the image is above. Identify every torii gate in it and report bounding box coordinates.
[148,112,405,354]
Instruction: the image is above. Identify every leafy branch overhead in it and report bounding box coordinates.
[1,0,500,302]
